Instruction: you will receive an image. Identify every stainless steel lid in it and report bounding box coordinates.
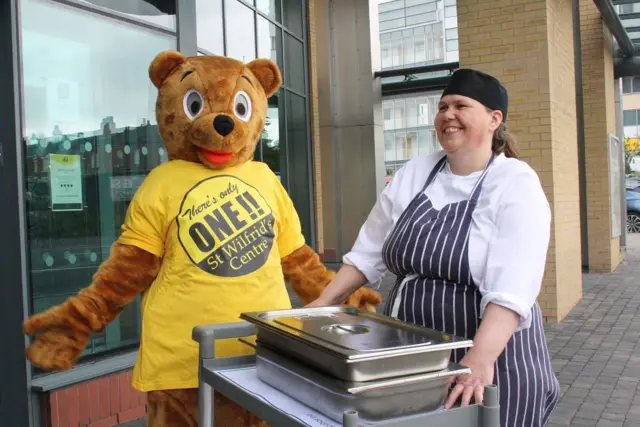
[241,306,473,361]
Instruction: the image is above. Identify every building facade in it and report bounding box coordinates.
[0,0,633,426]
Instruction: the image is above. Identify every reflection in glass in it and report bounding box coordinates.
[255,91,283,180]
[257,15,283,69]
[282,0,303,37]
[286,92,312,243]
[21,0,175,358]
[257,0,282,22]
[225,0,256,62]
[78,0,177,30]
[196,0,224,54]
[285,34,305,93]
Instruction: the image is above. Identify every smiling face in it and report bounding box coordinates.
[434,94,502,155]
[149,51,281,169]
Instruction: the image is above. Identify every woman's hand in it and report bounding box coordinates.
[444,353,495,408]
[444,303,520,409]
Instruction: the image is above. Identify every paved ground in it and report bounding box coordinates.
[545,233,640,427]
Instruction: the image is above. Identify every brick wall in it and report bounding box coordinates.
[579,0,623,273]
[456,0,582,322]
[40,370,146,427]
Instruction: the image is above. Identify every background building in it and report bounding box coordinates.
[377,0,459,179]
[0,0,638,426]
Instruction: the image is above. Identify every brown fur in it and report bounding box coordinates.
[281,244,382,310]
[23,50,382,426]
[23,243,160,371]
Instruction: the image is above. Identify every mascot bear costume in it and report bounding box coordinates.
[23,50,382,427]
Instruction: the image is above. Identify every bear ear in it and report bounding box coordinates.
[246,59,282,98]
[149,50,187,89]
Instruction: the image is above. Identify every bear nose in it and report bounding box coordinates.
[213,115,234,136]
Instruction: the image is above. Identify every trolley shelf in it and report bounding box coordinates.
[193,321,500,427]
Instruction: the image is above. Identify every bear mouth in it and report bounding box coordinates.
[198,147,234,164]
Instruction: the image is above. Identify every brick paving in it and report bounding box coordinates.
[545,233,640,427]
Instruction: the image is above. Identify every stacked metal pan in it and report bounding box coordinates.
[240,306,475,424]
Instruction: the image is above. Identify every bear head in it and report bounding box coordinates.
[148,50,281,169]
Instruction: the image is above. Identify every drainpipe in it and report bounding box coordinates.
[574,0,589,270]
[592,0,635,57]
[614,55,640,79]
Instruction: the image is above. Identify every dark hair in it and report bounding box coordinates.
[492,122,519,158]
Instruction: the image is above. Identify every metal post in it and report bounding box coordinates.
[614,78,628,251]
[481,384,500,427]
[342,409,359,427]
[192,326,217,427]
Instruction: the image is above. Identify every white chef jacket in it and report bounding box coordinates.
[343,151,551,331]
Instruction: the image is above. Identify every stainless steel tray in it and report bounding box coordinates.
[255,342,471,424]
[240,305,473,381]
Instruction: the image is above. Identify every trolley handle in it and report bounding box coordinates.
[192,321,257,359]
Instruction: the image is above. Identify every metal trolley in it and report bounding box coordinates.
[193,322,501,427]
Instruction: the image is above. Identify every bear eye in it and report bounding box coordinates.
[183,89,204,120]
[233,91,252,123]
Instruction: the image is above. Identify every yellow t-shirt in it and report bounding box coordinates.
[118,159,305,392]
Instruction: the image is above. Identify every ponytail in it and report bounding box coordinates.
[492,122,519,159]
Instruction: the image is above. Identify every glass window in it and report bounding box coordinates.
[633,76,640,93]
[418,130,429,155]
[255,90,284,180]
[406,100,418,128]
[406,3,437,16]
[379,18,406,31]
[623,77,632,94]
[197,0,224,54]
[21,0,175,358]
[405,131,418,159]
[415,38,426,63]
[283,0,304,38]
[406,0,434,7]
[257,0,282,22]
[395,132,407,160]
[406,12,437,26]
[79,0,177,30]
[446,28,458,40]
[384,133,396,161]
[381,43,393,69]
[257,15,283,70]
[285,91,312,242]
[383,103,393,129]
[285,33,306,93]
[446,39,458,52]
[394,101,405,129]
[391,38,402,67]
[444,0,456,6]
[403,34,415,66]
[624,110,638,127]
[445,5,457,18]
[225,0,256,62]
[379,9,405,22]
[379,0,404,13]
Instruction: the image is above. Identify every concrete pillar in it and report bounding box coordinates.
[579,0,624,272]
[456,0,583,322]
[310,0,385,262]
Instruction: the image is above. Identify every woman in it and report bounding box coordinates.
[307,68,560,426]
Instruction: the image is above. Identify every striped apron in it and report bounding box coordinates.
[382,154,560,427]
